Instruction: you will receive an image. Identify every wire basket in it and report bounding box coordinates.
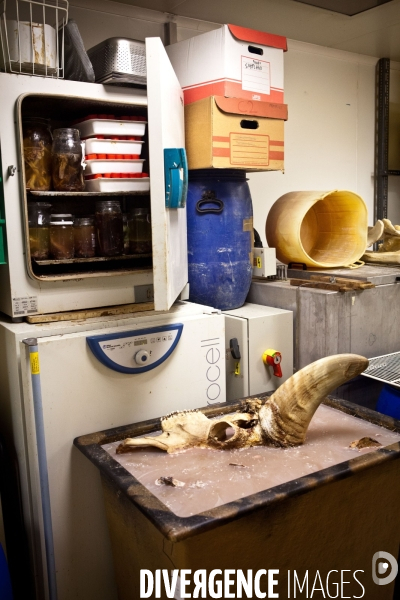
[0,0,68,77]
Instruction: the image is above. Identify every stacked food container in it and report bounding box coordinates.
[77,114,149,192]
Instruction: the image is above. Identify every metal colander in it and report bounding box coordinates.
[87,37,146,86]
[362,352,400,388]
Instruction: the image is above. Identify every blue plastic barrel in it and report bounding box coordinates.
[187,169,253,310]
[0,544,13,600]
[376,384,400,419]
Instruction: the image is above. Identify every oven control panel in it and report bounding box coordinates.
[86,323,183,374]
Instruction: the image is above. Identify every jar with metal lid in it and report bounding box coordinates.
[51,128,85,192]
[128,207,152,254]
[50,214,74,259]
[94,201,123,257]
[74,217,96,258]
[23,118,52,191]
[28,202,51,259]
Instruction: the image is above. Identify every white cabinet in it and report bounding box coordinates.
[0,38,188,318]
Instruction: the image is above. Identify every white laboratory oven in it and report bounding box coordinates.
[0,302,225,600]
[224,303,293,402]
[0,37,188,319]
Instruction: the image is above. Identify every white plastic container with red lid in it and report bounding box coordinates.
[84,176,150,193]
[85,159,144,176]
[84,138,144,157]
[76,116,147,139]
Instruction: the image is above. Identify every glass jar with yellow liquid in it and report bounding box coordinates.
[128,207,152,254]
[74,217,95,258]
[50,214,75,259]
[23,118,53,191]
[28,202,52,260]
[51,129,85,192]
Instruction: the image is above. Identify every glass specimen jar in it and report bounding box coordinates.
[94,201,123,257]
[122,214,130,255]
[74,217,96,258]
[23,118,52,191]
[128,207,152,254]
[50,214,75,259]
[28,202,52,259]
[51,128,85,192]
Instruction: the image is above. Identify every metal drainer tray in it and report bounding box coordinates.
[362,351,400,388]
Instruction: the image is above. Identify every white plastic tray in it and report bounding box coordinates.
[85,159,144,175]
[84,138,144,156]
[84,177,150,193]
[76,119,147,139]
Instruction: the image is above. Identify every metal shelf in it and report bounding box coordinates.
[375,58,400,221]
[375,58,390,222]
[33,253,152,266]
[29,190,148,197]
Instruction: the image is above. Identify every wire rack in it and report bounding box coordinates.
[362,351,400,389]
[0,0,67,77]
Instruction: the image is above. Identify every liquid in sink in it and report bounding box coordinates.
[102,405,400,518]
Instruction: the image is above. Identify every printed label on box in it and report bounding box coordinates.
[241,56,271,95]
[12,295,38,316]
[229,133,269,166]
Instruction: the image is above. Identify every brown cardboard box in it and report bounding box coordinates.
[185,96,286,171]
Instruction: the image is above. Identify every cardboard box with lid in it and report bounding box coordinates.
[185,95,287,171]
[166,24,287,106]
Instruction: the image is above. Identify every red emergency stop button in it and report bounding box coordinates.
[262,349,282,378]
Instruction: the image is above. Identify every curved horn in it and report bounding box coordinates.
[259,354,369,447]
[367,220,384,246]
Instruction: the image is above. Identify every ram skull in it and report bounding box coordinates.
[117,354,368,454]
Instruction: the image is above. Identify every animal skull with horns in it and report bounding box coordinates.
[117,354,369,454]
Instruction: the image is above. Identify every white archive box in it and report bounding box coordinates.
[166,24,287,105]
